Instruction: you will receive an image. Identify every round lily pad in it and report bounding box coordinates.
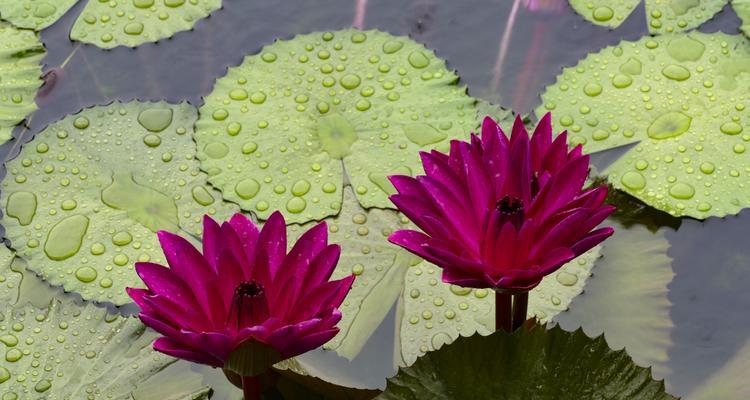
[70,0,222,49]
[288,186,414,359]
[1,101,239,305]
[557,222,674,381]
[195,29,477,223]
[397,247,600,366]
[0,299,211,399]
[0,0,78,30]
[569,0,729,34]
[378,325,676,400]
[0,22,44,145]
[537,32,750,219]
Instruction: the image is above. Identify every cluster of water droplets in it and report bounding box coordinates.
[195,29,477,224]
[0,22,44,144]
[398,247,599,365]
[1,102,238,305]
[539,32,750,218]
[0,300,185,399]
[70,0,222,48]
[571,0,729,34]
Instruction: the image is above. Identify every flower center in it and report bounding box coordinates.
[496,195,524,216]
[234,281,264,300]
[495,195,525,228]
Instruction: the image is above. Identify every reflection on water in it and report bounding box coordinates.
[0,0,748,398]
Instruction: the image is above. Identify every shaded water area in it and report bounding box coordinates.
[1,0,748,398]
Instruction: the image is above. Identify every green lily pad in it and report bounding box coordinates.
[288,187,413,359]
[396,247,600,366]
[0,0,78,30]
[0,22,44,145]
[557,222,674,381]
[0,246,21,304]
[378,325,675,400]
[0,300,211,399]
[568,0,640,29]
[70,0,222,49]
[537,32,750,219]
[195,29,477,223]
[569,0,729,34]
[735,0,750,37]
[1,101,239,305]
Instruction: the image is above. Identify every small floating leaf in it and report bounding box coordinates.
[0,22,44,144]
[1,101,239,305]
[537,32,750,219]
[379,325,676,400]
[0,0,78,30]
[70,0,222,49]
[569,0,729,34]
[196,29,476,223]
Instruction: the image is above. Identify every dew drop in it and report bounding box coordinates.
[44,215,89,261]
[235,178,260,199]
[556,271,578,286]
[75,266,98,283]
[592,6,614,21]
[6,191,36,226]
[620,171,646,190]
[669,182,695,199]
[137,108,173,132]
[286,197,307,213]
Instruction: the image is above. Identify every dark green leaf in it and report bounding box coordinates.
[378,325,676,400]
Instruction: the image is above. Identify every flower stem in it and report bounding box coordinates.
[511,292,528,331]
[495,291,513,332]
[241,375,262,400]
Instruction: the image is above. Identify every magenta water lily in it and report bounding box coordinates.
[127,212,354,397]
[388,113,614,331]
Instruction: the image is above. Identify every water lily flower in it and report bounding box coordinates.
[388,114,614,331]
[127,212,354,399]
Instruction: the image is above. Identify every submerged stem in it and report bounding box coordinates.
[495,291,513,332]
[241,375,262,400]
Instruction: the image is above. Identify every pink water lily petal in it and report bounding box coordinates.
[128,210,352,369]
[154,337,224,368]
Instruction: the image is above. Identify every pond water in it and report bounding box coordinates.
[1,0,748,398]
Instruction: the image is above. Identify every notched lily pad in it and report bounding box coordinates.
[537,32,750,219]
[397,247,600,365]
[0,0,78,30]
[569,0,729,34]
[0,300,211,399]
[0,22,44,145]
[379,325,676,400]
[70,0,222,49]
[196,29,476,223]
[1,101,238,305]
